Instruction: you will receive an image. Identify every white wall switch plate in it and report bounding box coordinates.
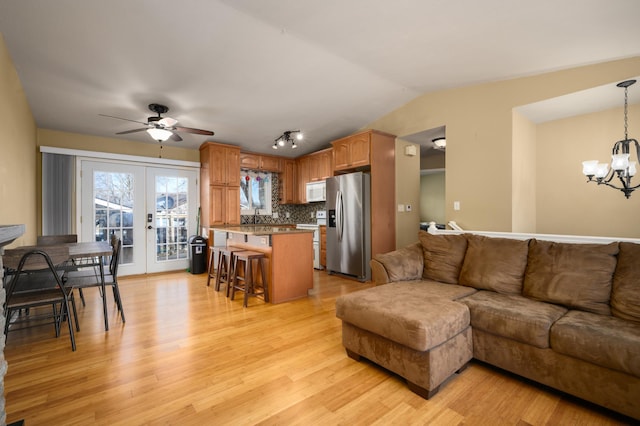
[454,201,461,211]
[398,204,405,212]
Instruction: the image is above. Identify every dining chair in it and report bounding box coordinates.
[63,235,125,326]
[3,246,79,351]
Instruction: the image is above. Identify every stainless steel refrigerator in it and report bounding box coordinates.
[326,172,371,282]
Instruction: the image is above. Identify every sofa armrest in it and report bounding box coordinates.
[370,242,424,285]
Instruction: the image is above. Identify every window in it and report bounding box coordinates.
[240,170,272,215]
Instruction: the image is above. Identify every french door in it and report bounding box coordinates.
[80,160,198,275]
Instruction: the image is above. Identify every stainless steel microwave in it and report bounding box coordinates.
[306,181,326,202]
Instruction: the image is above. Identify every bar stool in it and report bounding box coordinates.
[206,245,227,287]
[215,247,247,294]
[230,251,269,307]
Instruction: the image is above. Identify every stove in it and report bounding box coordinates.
[296,211,325,269]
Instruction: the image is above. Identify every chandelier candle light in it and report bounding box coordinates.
[582,79,639,199]
[272,130,303,149]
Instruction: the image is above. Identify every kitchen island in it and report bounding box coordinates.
[208,226,314,304]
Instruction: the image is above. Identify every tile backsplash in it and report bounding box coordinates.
[240,173,326,225]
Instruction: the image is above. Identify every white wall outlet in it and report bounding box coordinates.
[310,211,315,218]
[406,204,412,212]
[285,212,290,218]
[454,201,461,211]
[272,212,279,219]
[398,204,405,212]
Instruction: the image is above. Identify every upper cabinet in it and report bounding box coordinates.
[296,156,311,204]
[306,148,333,181]
[204,143,240,186]
[279,159,297,205]
[332,131,371,171]
[240,152,282,173]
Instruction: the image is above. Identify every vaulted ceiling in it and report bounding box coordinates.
[1,0,639,157]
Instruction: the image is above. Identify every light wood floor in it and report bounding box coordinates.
[3,270,634,425]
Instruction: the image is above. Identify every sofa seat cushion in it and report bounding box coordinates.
[335,282,472,352]
[459,290,568,349]
[551,310,640,377]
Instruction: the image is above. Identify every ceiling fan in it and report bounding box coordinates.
[100,103,214,142]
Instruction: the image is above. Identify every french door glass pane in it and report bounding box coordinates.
[94,171,134,264]
[155,176,189,262]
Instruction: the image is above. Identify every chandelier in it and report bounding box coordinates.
[582,79,639,198]
[272,130,303,150]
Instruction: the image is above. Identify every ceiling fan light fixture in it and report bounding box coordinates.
[147,127,173,142]
[433,137,446,148]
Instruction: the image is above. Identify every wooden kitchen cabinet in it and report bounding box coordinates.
[240,152,282,172]
[296,156,310,204]
[307,148,333,181]
[332,130,371,171]
[279,159,297,204]
[200,142,241,226]
[209,185,240,226]
[205,143,240,186]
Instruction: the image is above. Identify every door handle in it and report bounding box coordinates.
[147,225,154,230]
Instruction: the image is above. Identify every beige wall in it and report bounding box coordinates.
[511,110,537,232]
[368,57,640,243]
[0,34,37,246]
[420,172,446,225]
[536,103,640,238]
[395,139,421,247]
[420,151,445,170]
[38,128,200,162]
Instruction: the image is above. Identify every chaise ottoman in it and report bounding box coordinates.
[335,282,474,397]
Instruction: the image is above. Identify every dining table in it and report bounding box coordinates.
[63,241,113,331]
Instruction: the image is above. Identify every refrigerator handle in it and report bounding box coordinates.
[336,190,343,242]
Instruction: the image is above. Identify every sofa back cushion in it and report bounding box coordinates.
[458,234,529,294]
[611,242,640,322]
[523,239,618,315]
[418,231,468,284]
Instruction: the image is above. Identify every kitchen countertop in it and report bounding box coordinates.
[210,225,315,236]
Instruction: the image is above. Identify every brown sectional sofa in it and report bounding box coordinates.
[335,230,640,420]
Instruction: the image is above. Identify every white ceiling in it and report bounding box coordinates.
[1,0,639,157]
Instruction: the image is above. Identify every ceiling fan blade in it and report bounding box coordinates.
[99,114,148,126]
[170,132,183,142]
[174,126,214,136]
[116,128,148,135]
